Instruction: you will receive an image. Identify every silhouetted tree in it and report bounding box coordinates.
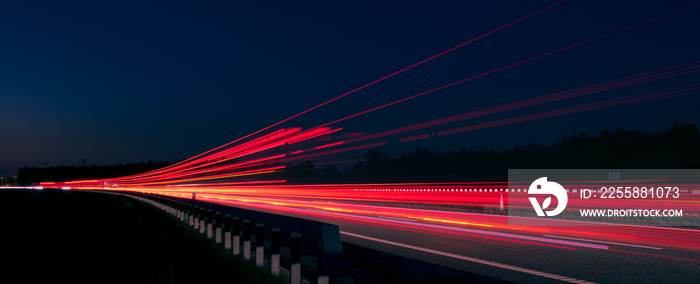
[341,121,700,182]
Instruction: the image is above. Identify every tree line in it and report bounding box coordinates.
[17,161,172,186]
[284,120,700,183]
[17,120,700,185]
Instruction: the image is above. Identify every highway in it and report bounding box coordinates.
[132,185,700,283]
[13,1,700,282]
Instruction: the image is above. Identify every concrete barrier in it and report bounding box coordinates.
[112,192,346,284]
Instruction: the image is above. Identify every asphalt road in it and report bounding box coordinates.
[162,192,700,283]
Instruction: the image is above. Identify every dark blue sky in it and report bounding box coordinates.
[2,0,699,177]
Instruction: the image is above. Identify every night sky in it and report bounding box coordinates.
[2,0,699,177]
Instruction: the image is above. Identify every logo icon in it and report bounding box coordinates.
[528,177,568,216]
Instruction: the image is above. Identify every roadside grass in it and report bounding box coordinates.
[0,189,283,284]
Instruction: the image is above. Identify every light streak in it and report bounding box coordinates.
[422,217,493,227]
[315,5,700,129]
[314,141,344,150]
[352,61,700,144]
[212,0,567,146]
[38,4,700,276]
[277,141,388,163]
[340,232,593,284]
[436,85,700,137]
[105,0,566,182]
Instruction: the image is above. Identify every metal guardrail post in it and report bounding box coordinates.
[291,232,302,284]
[199,208,206,234]
[182,203,188,222]
[206,210,214,239]
[232,217,241,256]
[188,205,195,227]
[178,203,184,221]
[271,227,281,276]
[255,223,265,267]
[243,220,252,260]
[193,206,200,230]
[183,204,189,224]
[215,212,223,244]
[120,192,346,282]
[317,241,329,284]
[317,243,330,284]
[317,224,343,284]
[224,214,232,250]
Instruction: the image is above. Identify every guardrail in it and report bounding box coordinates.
[102,191,345,284]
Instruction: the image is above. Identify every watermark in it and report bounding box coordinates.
[579,208,682,218]
[508,169,700,227]
[527,177,568,216]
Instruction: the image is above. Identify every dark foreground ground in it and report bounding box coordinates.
[0,189,282,284]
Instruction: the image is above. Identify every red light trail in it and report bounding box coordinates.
[151,0,568,173]
[430,84,700,138]
[50,3,697,191]
[27,3,700,283]
[315,5,700,130]
[350,61,700,144]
